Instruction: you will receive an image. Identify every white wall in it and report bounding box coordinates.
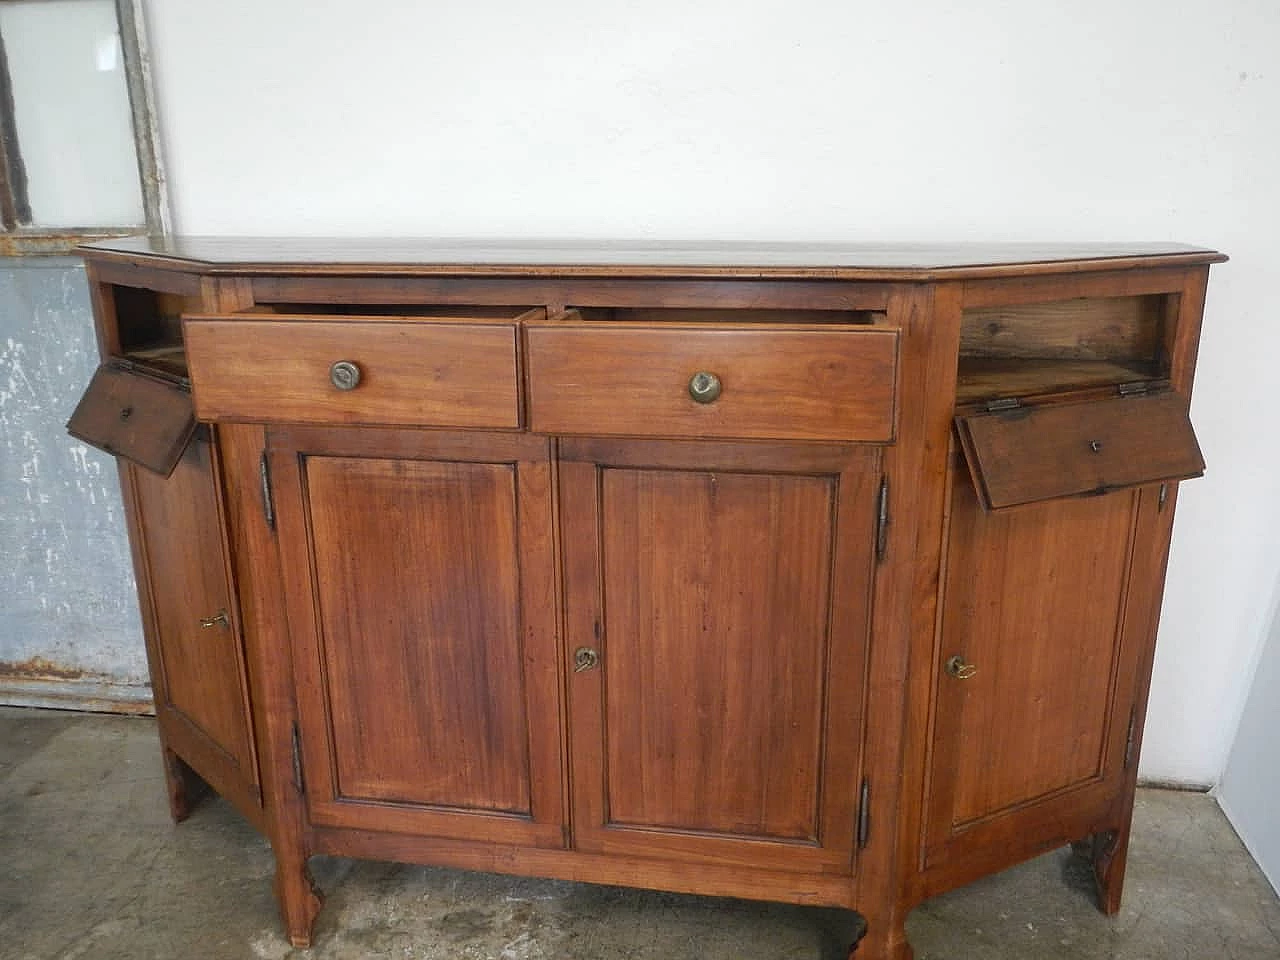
[141,0,1280,785]
[1219,590,1280,893]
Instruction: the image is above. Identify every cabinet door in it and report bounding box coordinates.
[269,427,563,848]
[921,462,1161,877]
[127,433,260,810]
[561,439,880,874]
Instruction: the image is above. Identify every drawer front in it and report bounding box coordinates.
[184,317,521,428]
[526,323,899,442]
[956,391,1204,510]
[66,362,195,477]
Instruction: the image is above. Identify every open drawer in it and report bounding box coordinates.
[955,391,1205,510]
[66,360,196,477]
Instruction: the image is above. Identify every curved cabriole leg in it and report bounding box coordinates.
[1092,827,1130,916]
[274,852,323,948]
[161,747,208,824]
[849,917,914,960]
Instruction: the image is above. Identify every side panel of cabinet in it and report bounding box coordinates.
[920,459,1162,880]
[561,438,878,874]
[125,433,261,819]
[269,427,564,848]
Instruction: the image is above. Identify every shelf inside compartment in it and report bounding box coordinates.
[122,342,189,380]
[955,358,1160,404]
[956,293,1172,403]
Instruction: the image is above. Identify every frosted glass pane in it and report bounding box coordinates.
[0,0,145,228]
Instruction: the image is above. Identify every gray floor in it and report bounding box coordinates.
[1,707,1277,960]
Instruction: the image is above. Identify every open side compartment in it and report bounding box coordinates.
[956,294,1174,403]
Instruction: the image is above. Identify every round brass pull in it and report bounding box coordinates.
[329,360,362,391]
[688,371,722,404]
[573,647,600,673]
[945,654,977,680]
[199,609,230,630]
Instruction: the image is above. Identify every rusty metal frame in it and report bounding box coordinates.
[0,0,169,255]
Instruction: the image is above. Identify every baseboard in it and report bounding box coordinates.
[1136,777,1214,793]
[0,677,154,715]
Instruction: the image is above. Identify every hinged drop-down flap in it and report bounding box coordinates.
[66,361,197,477]
[955,391,1204,510]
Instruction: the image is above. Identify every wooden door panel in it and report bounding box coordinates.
[306,457,528,811]
[923,462,1151,872]
[562,439,878,873]
[602,468,832,840]
[271,428,563,847]
[130,436,257,789]
[945,480,1134,823]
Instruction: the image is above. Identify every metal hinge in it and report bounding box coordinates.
[1117,381,1151,397]
[259,451,275,530]
[857,778,871,850]
[1123,709,1137,769]
[291,722,305,794]
[1158,482,1169,511]
[875,476,890,562]
[107,355,191,390]
[984,397,1021,413]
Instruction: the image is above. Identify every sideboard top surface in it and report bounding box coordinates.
[80,236,1226,281]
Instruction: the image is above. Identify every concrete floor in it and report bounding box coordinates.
[1,707,1278,960]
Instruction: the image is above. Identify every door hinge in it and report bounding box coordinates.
[857,778,871,850]
[1158,482,1169,511]
[984,396,1021,413]
[1123,709,1137,769]
[259,451,275,530]
[290,722,305,794]
[875,476,890,563]
[1117,381,1151,397]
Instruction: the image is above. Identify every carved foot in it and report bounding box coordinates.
[275,858,323,948]
[161,748,209,824]
[849,921,914,960]
[1091,828,1129,916]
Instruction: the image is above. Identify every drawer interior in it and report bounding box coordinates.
[956,294,1172,403]
[571,306,885,326]
[249,302,539,320]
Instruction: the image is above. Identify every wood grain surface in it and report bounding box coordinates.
[527,322,898,442]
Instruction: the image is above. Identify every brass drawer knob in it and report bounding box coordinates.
[945,654,977,680]
[688,371,722,404]
[329,360,362,391]
[573,647,600,672]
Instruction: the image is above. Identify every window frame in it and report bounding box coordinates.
[0,0,168,255]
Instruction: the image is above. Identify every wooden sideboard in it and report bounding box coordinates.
[69,238,1224,959]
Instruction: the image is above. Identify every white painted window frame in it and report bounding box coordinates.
[0,0,169,254]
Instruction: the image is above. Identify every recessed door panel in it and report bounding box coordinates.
[922,457,1164,878]
[128,435,259,807]
[561,439,878,874]
[271,427,563,847]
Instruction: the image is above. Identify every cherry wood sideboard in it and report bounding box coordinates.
[69,238,1224,959]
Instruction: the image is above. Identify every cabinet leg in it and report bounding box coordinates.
[274,853,323,948]
[1091,826,1130,916]
[161,748,208,824]
[849,918,914,960]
